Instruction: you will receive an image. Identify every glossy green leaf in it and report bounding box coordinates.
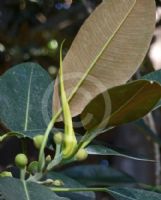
[141,69,161,108]
[63,165,135,186]
[81,80,161,131]
[0,63,52,138]
[107,186,161,200]
[0,177,69,200]
[53,0,155,118]
[47,172,95,200]
[86,145,154,162]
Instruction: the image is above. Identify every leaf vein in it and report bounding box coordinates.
[67,0,137,104]
[22,181,31,200]
[107,188,136,200]
[24,66,34,131]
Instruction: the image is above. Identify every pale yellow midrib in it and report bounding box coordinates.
[22,181,31,200]
[107,188,137,200]
[66,0,137,105]
[24,66,33,131]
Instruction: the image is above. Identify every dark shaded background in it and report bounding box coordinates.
[0,0,101,75]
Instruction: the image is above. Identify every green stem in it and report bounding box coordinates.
[54,144,61,159]
[27,172,43,182]
[47,144,62,171]
[51,187,136,200]
[38,112,59,172]
[38,41,66,172]
[77,126,114,150]
[50,187,107,193]
[20,167,26,181]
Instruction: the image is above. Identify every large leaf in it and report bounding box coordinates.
[141,69,161,108]
[47,172,95,200]
[0,63,52,138]
[0,177,69,200]
[63,165,135,186]
[107,186,161,200]
[81,80,161,131]
[86,145,154,162]
[53,0,155,118]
